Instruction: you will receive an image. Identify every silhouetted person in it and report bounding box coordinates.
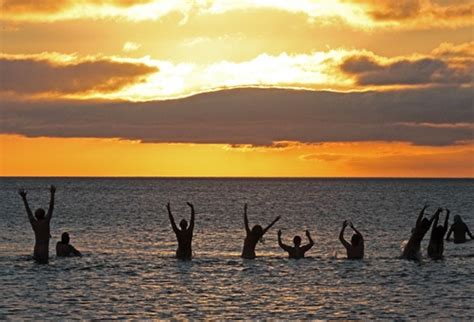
[339,220,364,259]
[427,209,449,259]
[18,185,56,264]
[401,205,439,260]
[167,202,195,260]
[56,232,82,257]
[277,229,314,259]
[241,204,280,259]
[446,214,473,244]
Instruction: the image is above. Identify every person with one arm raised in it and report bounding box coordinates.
[166,202,195,260]
[18,185,56,264]
[278,229,314,259]
[339,220,364,260]
[241,204,280,259]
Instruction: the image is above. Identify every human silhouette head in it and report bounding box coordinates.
[453,215,462,224]
[293,235,301,246]
[35,208,45,220]
[61,232,70,244]
[179,219,188,230]
[351,234,362,246]
[251,225,263,237]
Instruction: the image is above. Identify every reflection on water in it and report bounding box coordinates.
[0,178,473,319]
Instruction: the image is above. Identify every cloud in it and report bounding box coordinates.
[340,55,472,86]
[0,55,158,95]
[346,0,474,23]
[2,0,472,30]
[301,153,346,162]
[0,0,151,14]
[122,41,141,52]
[1,87,472,146]
[2,43,471,101]
[431,41,474,58]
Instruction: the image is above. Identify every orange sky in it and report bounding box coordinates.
[1,0,473,177]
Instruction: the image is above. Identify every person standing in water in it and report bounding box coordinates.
[427,209,449,259]
[56,232,82,257]
[401,205,440,260]
[166,202,195,260]
[339,220,364,259]
[18,185,56,264]
[241,204,280,259]
[277,229,314,259]
[446,214,474,244]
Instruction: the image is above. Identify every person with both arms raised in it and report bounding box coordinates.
[278,229,314,259]
[167,202,195,260]
[18,185,56,264]
[241,204,280,259]
[339,220,364,260]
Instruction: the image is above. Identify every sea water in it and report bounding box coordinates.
[1,178,473,319]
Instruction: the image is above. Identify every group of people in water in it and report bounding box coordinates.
[19,186,473,264]
[401,204,473,260]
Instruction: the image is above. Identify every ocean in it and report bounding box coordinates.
[1,178,473,319]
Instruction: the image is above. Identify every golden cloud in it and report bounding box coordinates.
[2,0,472,30]
[345,0,473,24]
[1,0,152,14]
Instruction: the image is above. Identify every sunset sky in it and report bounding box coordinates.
[0,0,473,177]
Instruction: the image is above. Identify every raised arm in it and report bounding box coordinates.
[243,204,250,234]
[46,185,56,221]
[18,189,35,224]
[350,222,363,238]
[187,202,195,232]
[166,203,178,233]
[430,209,441,238]
[339,220,350,249]
[302,230,314,252]
[263,215,280,235]
[429,207,442,226]
[277,230,292,252]
[443,209,450,232]
[416,204,429,227]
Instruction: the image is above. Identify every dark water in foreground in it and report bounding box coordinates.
[1,178,473,319]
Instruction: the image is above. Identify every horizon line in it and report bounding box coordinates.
[1,175,473,180]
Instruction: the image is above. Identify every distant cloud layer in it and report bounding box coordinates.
[341,56,472,85]
[1,87,472,146]
[0,56,157,95]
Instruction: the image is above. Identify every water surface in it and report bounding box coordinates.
[1,178,473,319]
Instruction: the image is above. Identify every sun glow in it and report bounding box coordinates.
[1,135,473,177]
[2,0,372,27]
[70,49,360,101]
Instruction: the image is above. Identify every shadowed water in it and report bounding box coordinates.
[1,178,473,319]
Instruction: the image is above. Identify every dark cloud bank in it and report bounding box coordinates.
[341,56,473,86]
[0,57,157,94]
[1,87,472,146]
